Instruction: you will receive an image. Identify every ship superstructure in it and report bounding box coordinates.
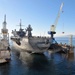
[0,15,11,63]
[11,19,26,38]
[11,24,51,54]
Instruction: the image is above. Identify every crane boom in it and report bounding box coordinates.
[48,2,64,44]
[50,2,64,32]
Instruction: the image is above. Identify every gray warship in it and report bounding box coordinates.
[11,2,64,54]
[11,23,51,54]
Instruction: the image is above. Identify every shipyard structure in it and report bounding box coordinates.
[0,15,11,63]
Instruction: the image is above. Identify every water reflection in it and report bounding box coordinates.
[20,52,58,75]
[0,63,10,75]
[20,52,49,69]
[1,48,75,75]
[20,51,74,75]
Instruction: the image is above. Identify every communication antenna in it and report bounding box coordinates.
[62,23,65,34]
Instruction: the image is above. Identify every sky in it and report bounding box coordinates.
[0,0,75,37]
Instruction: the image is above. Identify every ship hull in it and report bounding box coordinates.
[11,36,50,54]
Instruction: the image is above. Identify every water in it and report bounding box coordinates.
[0,37,75,75]
[55,37,75,46]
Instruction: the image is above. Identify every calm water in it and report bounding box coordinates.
[0,37,75,75]
[55,37,75,46]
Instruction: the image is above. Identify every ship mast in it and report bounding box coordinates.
[3,15,7,29]
[20,19,22,29]
[1,14,8,40]
[17,19,24,30]
[26,24,32,37]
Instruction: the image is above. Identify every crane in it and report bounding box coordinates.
[48,2,64,43]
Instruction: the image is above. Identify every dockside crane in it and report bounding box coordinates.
[48,2,64,43]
